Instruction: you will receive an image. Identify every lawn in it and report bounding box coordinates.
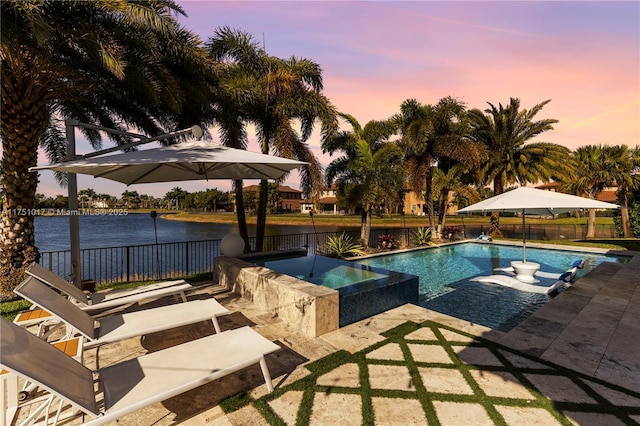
[164,211,616,228]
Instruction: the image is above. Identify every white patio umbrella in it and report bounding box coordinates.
[30,138,308,287]
[31,139,308,183]
[457,187,619,263]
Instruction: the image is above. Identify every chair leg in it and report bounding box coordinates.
[259,356,274,393]
[211,317,221,334]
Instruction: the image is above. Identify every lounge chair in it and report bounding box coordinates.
[26,262,193,313]
[1,317,280,425]
[13,277,230,351]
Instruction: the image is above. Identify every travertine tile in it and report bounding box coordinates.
[372,397,427,425]
[563,411,627,426]
[418,367,474,395]
[366,342,406,361]
[524,374,597,403]
[405,327,439,341]
[368,364,415,391]
[468,370,535,399]
[495,405,562,426]
[408,343,453,364]
[316,362,361,388]
[453,346,504,367]
[309,393,362,425]
[268,390,304,425]
[432,401,492,426]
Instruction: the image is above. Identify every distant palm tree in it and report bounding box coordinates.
[207,27,338,252]
[432,163,480,231]
[393,97,486,235]
[325,114,404,246]
[1,0,215,273]
[467,98,573,236]
[561,145,611,238]
[606,145,640,238]
[563,144,639,238]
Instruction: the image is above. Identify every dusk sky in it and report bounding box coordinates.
[35,1,639,198]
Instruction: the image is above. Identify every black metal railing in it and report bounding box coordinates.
[39,224,617,284]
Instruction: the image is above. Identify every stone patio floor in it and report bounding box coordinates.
[11,250,640,425]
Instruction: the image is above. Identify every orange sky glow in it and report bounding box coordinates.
[33,1,639,198]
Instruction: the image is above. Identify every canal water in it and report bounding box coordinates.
[34,213,342,252]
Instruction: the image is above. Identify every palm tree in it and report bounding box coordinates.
[1,0,215,274]
[467,98,573,236]
[325,114,404,246]
[393,97,486,235]
[561,145,611,238]
[207,27,338,252]
[606,145,640,238]
[562,144,640,238]
[432,162,480,231]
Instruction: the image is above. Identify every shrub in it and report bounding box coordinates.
[377,234,399,249]
[410,227,437,246]
[322,233,365,259]
[442,225,461,241]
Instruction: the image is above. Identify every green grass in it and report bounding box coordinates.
[0,298,32,321]
[166,211,616,228]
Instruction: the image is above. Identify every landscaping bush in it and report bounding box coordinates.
[322,233,365,259]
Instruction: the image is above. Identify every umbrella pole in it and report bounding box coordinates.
[66,120,83,289]
[522,209,526,263]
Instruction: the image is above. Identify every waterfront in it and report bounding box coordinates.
[34,213,343,252]
[35,212,619,253]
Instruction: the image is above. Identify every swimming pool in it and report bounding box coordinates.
[252,253,419,326]
[356,243,629,331]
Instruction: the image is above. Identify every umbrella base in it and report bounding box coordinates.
[510,261,540,283]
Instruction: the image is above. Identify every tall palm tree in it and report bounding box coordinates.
[325,114,404,246]
[561,145,611,238]
[467,98,573,236]
[606,145,640,238]
[563,144,640,238]
[1,0,216,276]
[207,27,338,252]
[393,97,486,234]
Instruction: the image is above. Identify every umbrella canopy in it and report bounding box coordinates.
[31,139,308,184]
[458,187,619,262]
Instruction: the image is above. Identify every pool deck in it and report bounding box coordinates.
[10,248,640,425]
[498,248,640,393]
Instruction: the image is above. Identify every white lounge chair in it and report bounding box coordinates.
[14,277,230,351]
[1,317,280,426]
[26,262,193,313]
[476,259,585,295]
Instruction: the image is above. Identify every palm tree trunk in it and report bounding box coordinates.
[621,207,632,238]
[1,98,44,273]
[425,166,436,233]
[489,178,504,237]
[619,191,633,238]
[256,179,269,252]
[233,180,250,251]
[586,209,597,238]
[437,188,448,234]
[360,209,371,247]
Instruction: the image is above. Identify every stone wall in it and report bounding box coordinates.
[214,256,339,337]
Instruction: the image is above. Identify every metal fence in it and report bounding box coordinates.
[39,224,617,284]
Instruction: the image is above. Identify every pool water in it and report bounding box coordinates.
[256,255,387,289]
[356,243,629,332]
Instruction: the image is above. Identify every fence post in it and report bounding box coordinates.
[185,243,189,276]
[126,246,130,282]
